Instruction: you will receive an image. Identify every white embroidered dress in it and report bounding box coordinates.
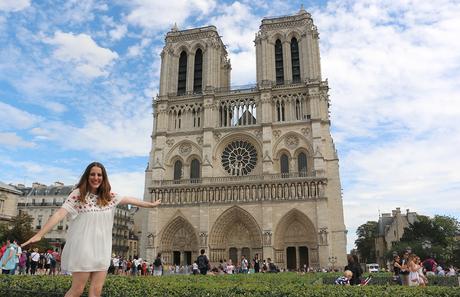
[61,189,121,272]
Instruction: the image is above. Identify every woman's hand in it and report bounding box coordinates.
[21,234,43,248]
[150,199,161,208]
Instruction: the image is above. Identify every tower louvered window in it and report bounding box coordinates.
[177,51,187,95]
[291,38,300,83]
[193,49,203,93]
[275,39,284,85]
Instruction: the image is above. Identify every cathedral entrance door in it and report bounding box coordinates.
[286,246,296,270]
[184,251,192,265]
[173,251,180,265]
[229,247,237,264]
[299,246,309,269]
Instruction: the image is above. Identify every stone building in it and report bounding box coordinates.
[374,207,417,267]
[16,182,135,257]
[141,8,347,270]
[0,181,21,223]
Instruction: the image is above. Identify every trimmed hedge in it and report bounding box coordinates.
[0,273,459,297]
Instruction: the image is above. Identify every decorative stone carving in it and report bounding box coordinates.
[213,131,221,141]
[314,146,323,158]
[319,228,328,245]
[196,136,203,145]
[263,150,272,162]
[285,135,299,149]
[147,233,155,247]
[254,129,263,139]
[166,138,175,147]
[301,127,310,137]
[199,232,208,246]
[273,130,281,138]
[263,231,272,246]
[179,143,192,156]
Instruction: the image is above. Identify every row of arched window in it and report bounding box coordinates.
[275,38,301,85]
[172,152,307,181]
[178,49,203,95]
[174,159,200,182]
[280,152,308,177]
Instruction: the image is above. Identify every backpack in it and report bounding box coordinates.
[154,258,162,267]
[197,255,208,270]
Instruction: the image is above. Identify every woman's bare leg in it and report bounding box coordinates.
[65,272,91,297]
[88,271,108,297]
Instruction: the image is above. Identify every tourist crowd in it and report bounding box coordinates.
[2,238,458,282]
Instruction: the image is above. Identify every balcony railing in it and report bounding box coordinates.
[151,172,317,187]
[149,173,326,206]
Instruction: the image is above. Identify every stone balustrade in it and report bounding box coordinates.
[149,173,326,206]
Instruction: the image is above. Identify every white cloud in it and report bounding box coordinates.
[109,24,127,41]
[0,101,43,130]
[125,0,216,30]
[0,0,30,12]
[43,31,119,78]
[109,171,145,199]
[209,2,259,85]
[309,0,460,250]
[0,132,35,148]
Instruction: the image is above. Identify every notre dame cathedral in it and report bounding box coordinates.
[140,8,347,270]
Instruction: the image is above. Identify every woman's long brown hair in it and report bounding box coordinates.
[76,162,112,206]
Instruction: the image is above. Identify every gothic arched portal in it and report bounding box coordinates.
[273,209,318,270]
[208,206,263,263]
[159,216,199,265]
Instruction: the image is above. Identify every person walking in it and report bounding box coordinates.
[196,249,210,275]
[253,254,260,273]
[22,162,161,297]
[153,253,163,276]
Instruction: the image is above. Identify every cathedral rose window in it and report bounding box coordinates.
[221,140,257,176]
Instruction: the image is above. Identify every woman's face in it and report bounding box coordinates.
[88,166,103,193]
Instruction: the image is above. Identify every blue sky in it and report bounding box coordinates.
[1,0,459,252]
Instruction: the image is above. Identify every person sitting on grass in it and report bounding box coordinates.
[335,270,353,285]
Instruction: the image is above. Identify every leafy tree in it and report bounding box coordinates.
[355,221,378,263]
[0,213,51,250]
[389,215,460,265]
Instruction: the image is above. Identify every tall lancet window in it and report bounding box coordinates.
[275,39,284,85]
[177,51,187,95]
[280,154,289,178]
[190,159,200,182]
[174,160,182,183]
[298,152,307,177]
[193,49,203,93]
[291,38,300,83]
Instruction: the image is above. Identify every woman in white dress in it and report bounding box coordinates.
[22,162,161,297]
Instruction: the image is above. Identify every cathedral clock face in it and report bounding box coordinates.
[221,140,258,176]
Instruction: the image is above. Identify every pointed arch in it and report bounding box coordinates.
[274,209,317,249]
[209,205,262,249]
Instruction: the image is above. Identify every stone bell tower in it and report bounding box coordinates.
[141,8,347,270]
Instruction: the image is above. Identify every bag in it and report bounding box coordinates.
[154,258,162,267]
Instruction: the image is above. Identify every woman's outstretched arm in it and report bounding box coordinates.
[119,196,161,208]
[21,207,68,248]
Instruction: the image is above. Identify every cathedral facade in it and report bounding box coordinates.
[141,9,347,270]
